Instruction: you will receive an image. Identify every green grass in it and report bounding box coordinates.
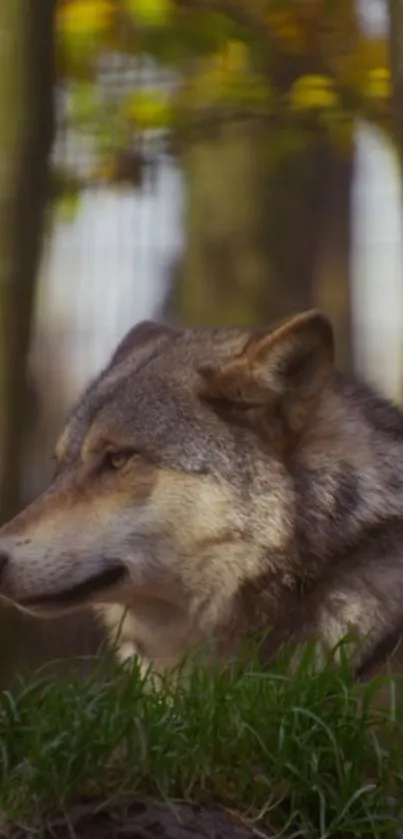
[1,639,403,837]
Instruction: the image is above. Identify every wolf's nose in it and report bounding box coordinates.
[0,551,9,579]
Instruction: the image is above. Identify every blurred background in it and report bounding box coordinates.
[0,0,401,685]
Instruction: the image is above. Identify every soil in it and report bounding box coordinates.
[2,798,274,839]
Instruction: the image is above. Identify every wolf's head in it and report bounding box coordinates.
[0,310,334,642]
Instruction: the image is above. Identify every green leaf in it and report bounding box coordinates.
[121,90,172,128]
[69,81,100,126]
[125,0,171,28]
[54,190,81,223]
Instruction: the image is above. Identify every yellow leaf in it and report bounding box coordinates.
[334,37,388,90]
[289,75,339,111]
[125,0,171,27]
[121,91,172,128]
[216,41,249,75]
[190,65,224,105]
[57,0,115,36]
[191,43,250,106]
[364,68,391,100]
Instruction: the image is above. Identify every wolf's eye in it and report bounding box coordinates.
[105,451,131,471]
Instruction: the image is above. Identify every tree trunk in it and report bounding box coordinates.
[387,0,403,398]
[314,148,354,373]
[0,0,55,686]
[0,0,56,526]
[166,118,352,360]
[388,0,403,165]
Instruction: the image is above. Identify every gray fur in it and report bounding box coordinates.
[0,310,402,679]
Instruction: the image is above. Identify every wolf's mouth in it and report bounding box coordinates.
[19,566,127,608]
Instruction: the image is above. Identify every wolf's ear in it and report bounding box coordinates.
[199,310,334,434]
[109,320,177,368]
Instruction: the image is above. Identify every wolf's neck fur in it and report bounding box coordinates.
[249,372,403,674]
[292,372,403,565]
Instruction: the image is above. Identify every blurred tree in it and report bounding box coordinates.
[313,150,353,372]
[388,0,403,165]
[0,0,56,524]
[55,0,392,353]
[0,0,55,685]
[165,120,335,327]
[387,1,403,403]
[55,0,392,169]
[159,3,358,340]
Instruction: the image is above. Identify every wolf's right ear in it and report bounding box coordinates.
[109,321,177,369]
[199,310,334,435]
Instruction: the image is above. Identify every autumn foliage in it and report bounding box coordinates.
[55,0,391,194]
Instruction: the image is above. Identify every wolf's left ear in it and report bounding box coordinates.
[199,310,334,434]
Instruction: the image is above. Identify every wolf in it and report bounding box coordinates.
[0,309,403,679]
